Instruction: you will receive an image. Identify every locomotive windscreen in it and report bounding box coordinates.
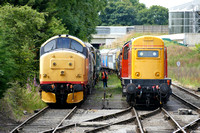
[137,50,159,57]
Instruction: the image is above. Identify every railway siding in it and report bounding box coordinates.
[10,81,200,133]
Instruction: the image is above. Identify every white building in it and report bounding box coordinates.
[169,0,200,34]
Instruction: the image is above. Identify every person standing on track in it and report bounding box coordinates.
[102,70,108,88]
[101,70,108,105]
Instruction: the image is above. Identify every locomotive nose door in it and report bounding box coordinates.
[131,37,165,79]
[132,49,164,79]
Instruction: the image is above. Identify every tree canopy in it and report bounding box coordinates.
[99,0,168,26]
[137,5,168,25]
[0,0,106,41]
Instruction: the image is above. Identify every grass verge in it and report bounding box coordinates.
[97,73,122,98]
[167,45,200,89]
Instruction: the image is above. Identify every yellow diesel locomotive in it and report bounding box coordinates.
[120,36,172,106]
[40,35,95,105]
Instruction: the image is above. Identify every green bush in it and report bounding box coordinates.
[0,77,46,120]
[195,43,200,53]
[0,4,68,98]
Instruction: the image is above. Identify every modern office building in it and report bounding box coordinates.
[169,0,200,34]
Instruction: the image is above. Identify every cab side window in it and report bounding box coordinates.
[123,46,129,60]
[71,39,83,52]
[44,39,56,52]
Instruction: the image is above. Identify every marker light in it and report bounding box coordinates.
[138,84,141,89]
[70,85,73,89]
[167,80,170,85]
[156,85,159,89]
[51,84,55,89]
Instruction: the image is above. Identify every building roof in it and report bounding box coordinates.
[169,0,200,12]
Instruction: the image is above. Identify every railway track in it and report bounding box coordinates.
[10,105,199,133]
[172,83,200,113]
[42,107,134,132]
[133,107,187,133]
[172,83,200,99]
[10,83,200,133]
[10,106,77,133]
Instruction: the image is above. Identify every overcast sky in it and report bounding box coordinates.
[139,0,193,8]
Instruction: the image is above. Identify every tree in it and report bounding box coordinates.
[0,4,68,98]
[100,0,136,26]
[137,5,168,25]
[99,0,146,26]
[99,0,168,26]
[0,0,107,41]
[46,0,106,41]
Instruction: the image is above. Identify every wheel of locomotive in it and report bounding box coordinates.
[125,83,137,106]
[126,94,136,106]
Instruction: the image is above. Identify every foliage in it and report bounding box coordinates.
[99,0,168,26]
[169,67,200,89]
[0,4,68,98]
[137,5,168,25]
[167,45,200,67]
[45,0,106,41]
[0,77,46,120]
[0,5,45,97]
[195,43,200,53]
[0,0,107,41]
[100,0,145,26]
[167,44,200,88]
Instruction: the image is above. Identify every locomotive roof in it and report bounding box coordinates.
[131,36,164,48]
[41,34,86,47]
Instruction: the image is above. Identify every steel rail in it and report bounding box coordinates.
[41,107,162,133]
[172,92,200,114]
[84,116,136,133]
[172,83,200,99]
[132,107,145,133]
[87,106,132,121]
[85,108,161,133]
[161,108,186,133]
[52,106,77,133]
[10,106,49,133]
[173,118,200,133]
[40,107,132,133]
[139,107,161,120]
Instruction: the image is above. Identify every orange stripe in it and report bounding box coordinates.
[133,45,164,47]
[40,81,88,85]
